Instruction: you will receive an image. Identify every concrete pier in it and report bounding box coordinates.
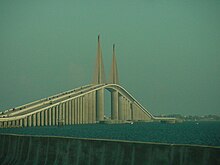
[88,93,92,123]
[96,89,104,121]
[62,103,66,125]
[83,95,88,124]
[28,116,32,127]
[44,110,48,126]
[48,108,51,126]
[111,90,118,120]
[71,99,75,124]
[74,99,78,124]
[65,102,69,125]
[56,105,59,125]
[118,95,124,120]
[23,117,27,127]
[92,92,97,123]
[68,101,72,125]
[16,120,20,127]
[79,97,83,124]
[52,107,56,125]
[40,111,44,126]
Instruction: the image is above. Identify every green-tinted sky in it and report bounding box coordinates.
[0,0,220,115]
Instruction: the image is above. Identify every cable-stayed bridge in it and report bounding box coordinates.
[0,35,175,128]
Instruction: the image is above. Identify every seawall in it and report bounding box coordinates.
[0,134,219,165]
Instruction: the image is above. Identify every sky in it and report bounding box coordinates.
[0,0,220,116]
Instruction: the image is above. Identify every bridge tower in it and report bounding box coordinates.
[93,34,105,84]
[110,44,119,120]
[93,34,105,121]
[109,44,119,84]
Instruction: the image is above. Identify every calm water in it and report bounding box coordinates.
[1,121,220,147]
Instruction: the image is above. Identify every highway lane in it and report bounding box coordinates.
[0,84,94,117]
[2,84,105,117]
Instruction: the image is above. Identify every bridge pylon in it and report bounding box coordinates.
[93,34,105,121]
[109,44,119,84]
[93,34,105,84]
[110,44,120,120]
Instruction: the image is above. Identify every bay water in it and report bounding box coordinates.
[1,121,220,147]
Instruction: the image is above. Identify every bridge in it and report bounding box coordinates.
[0,35,175,128]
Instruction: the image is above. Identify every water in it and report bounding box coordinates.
[1,121,220,147]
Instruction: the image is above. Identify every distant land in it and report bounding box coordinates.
[156,114,220,122]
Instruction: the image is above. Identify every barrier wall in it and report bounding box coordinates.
[0,134,219,165]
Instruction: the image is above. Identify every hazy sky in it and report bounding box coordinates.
[0,0,220,116]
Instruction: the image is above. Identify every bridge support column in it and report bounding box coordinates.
[118,95,124,120]
[79,97,83,124]
[7,121,10,128]
[24,117,27,127]
[88,93,93,123]
[96,89,104,121]
[133,103,137,121]
[127,100,131,120]
[65,102,69,125]
[111,90,118,120]
[33,114,36,127]
[62,103,66,125]
[11,121,14,127]
[92,91,97,123]
[3,121,6,128]
[41,111,44,126]
[83,95,88,124]
[15,120,19,127]
[124,99,128,120]
[19,119,23,127]
[44,110,48,126]
[52,107,55,126]
[77,98,80,124]
[131,103,134,121]
[74,99,78,124]
[68,101,72,125]
[58,104,63,126]
[28,115,32,127]
[71,99,75,124]
[48,108,51,126]
[12,120,15,127]
[37,113,40,126]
